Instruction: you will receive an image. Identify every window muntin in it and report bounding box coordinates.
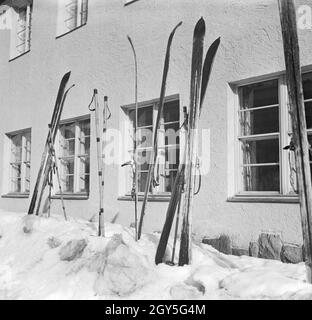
[57,0,88,36]
[127,98,180,194]
[7,130,31,193]
[59,118,90,194]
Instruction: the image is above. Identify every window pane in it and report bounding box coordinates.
[241,139,279,164]
[80,156,90,174]
[62,139,75,156]
[241,80,278,109]
[303,72,312,100]
[61,158,74,175]
[138,172,153,193]
[63,123,75,139]
[63,175,74,193]
[240,107,279,135]
[129,107,153,127]
[164,100,179,122]
[12,178,21,193]
[138,149,152,171]
[80,119,90,136]
[308,135,312,161]
[25,134,31,162]
[16,8,27,54]
[165,123,180,145]
[80,136,90,155]
[11,163,21,180]
[81,0,88,25]
[164,170,177,192]
[137,127,153,148]
[79,174,89,193]
[165,147,179,170]
[305,102,312,129]
[25,163,30,193]
[242,165,280,191]
[11,134,22,162]
[79,120,90,155]
[65,0,78,30]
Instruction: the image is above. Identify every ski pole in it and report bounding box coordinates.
[90,89,105,237]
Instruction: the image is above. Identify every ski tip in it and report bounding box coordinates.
[209,37,221,51]
[214,37,221,45]
[104,96,108,101]
[194,17,205,36]
[62,71,71,81]
[176,21,183,29]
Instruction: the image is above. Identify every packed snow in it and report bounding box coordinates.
[0,209,312,300]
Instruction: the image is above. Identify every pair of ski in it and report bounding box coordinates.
[128,18,219,264]
[28,71,74,216]
[156,18,220,266]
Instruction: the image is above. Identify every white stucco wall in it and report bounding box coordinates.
[1,0,312,248]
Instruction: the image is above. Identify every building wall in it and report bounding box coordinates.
[1,0,312,248]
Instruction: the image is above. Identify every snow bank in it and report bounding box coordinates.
[0,209,311,300]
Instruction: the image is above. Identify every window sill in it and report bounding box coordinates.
[9,50,30,62]
[56,23,87,39]
[2,193,29,199]
[51,193,89,200]
[118,194,171,202]
[227,194,299,203]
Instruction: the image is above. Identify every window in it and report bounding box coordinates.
[57,0,88,37]
[125,96,180,195]
[58,118,90,194]
[235,71,312,198]
[9,1,32,59]
[239,80,280,192]
[7,129,31,194]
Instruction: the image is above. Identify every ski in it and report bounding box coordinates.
[127,35,139,241]
[178,18,205,266]
[28,72,72,215]
[155,35,220,265]
[34,82,75,215]
[200,37,220,112]
[137,21,182,240]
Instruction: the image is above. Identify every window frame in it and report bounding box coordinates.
[57,115,90,197]
[121,94,181,198]
[56,0,88,38]
[229,69,312,202]
[9,1,32,61]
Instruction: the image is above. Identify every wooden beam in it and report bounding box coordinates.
[278,0,312,283]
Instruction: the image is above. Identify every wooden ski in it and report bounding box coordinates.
[28,71,71,215]
[178,18,205,266]
[127,35,139,241]
[34,82,75,215]
[137,21,182,239]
